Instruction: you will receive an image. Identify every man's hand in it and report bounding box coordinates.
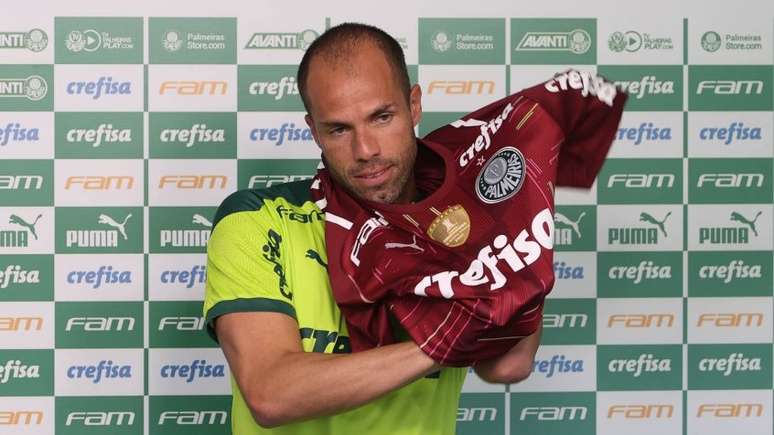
[216,311,440,428]
[472,324,541,384]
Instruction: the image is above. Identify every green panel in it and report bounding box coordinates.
[55,17,143,64]
[56,302,143,348]
[56,396,142,435]
[0,255,53,301]
[554,205,596,252]
[597,345,682,391]
[149,301,215,348]
[511,18,596,65]
[541,298,596,344]
[149,207,216,253]
[149,395,231,435]
[149,112,236,159]
[689,65,773,111]
[149,18,236,64]
[510,392,595,434]
[55,112,143,158]
[0,349,53,396]
[688,251,773,297]
[598,158,683,204]
[0,65,53,111]
[688,158,772,204]
[0,160,53,205]
[419,18,505,65]
[598,251,682,298]
[688,344,772,390]
[238,65,303,111]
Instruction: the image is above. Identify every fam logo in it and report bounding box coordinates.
[66,212,132,248]
[0,409,43,426]
[159,80,227,95]
[0,213,43,248]
[608,403,673,419]
[543,312,588,329]
[158,410,227,425]
[245,29,318,50]
[607,173,675,189]
[65,411,135,426]
[0,174,43,191]
[697,312,763,328]
[696,173,764,189]
[160,359,225,383]
[608,211,671,246]
[66,123,131,148]
[0,122,39,146]
[65,316,135,332]
[248,174,312,189]
[0,75,47,101]
[701,30,763,52]
[0,359,40,384]
[532,354,584,378]
[158,316,205,331]
[427,80,495,95]
[0,264,40,288]
[616,122,672,145]
[456,407,497,422]
[66,265,132,289]
[248,76,297,100]
[516,29,591,54]
[698,122,761,145]
[64,175,134,191]
[249,122,313,146]
[519,406,587,421]
[608,313,675,329]
[608,30,674,52]
[158,175,227,190]
[0,315,43,332]
[66,76,131,100]
[699,210,761,245]
[696,402,763,418]
[65,29,136,53]
[697,80,763,95]
[0,29,48,52]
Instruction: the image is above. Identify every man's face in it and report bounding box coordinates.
[304,42,422,204]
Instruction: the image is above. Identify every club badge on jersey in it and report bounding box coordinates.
[312,69,627,365]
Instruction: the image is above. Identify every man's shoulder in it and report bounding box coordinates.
[212,179,315,228]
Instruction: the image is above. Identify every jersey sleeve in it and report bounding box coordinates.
[203,190,296,343]
[521,69,628,187]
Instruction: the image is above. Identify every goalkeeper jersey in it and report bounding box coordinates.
[311,70,627,366]
[203,181,467,435]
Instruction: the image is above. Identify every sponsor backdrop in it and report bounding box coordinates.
[1,1,772,434]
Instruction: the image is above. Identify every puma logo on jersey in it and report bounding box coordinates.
[384,234,424,253]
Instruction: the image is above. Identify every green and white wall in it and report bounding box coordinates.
[0,1,772,434]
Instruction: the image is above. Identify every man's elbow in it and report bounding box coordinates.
[246,391,292,428]
[475,359,534,384]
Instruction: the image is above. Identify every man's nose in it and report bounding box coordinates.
[351,127,380,161]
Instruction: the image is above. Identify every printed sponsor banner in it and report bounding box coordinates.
[597,391,682,435]
[54,65,143,112]
[0,159,53,206]
[688,297,772,344]
[688,65,773,111]
[149,395,231,435]
[0,254,53,301]
[55,396,143,435]
[687,251,772,297]
[511,18,596,65]
[149,17,236,64]
[418,18,505,65]
[0,396,54,435]
[55,112,143,159]
[687,390,772,435]
[0,112,54,158]
[549,251,597,298]
[147,348,230,395]
[596,298,683,345]
[456,393,505,435]
[0,301,54,349]
[688,344,773,390]
[510,345,596,392]
[54,254,143,301]
[542,298,596,345]
[687,112,773,158]
[148,64,237,112]
[54,17,143,64]
[511,392,595,435]
[0,64,53,111]
[54,348,143,396]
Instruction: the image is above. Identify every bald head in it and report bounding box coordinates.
[297,23,411,115]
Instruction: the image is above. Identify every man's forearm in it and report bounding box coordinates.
[251,341,439,426]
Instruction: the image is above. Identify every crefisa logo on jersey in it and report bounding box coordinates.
[475,147,526,204]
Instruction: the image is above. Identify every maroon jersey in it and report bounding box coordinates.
[311,70,627,366]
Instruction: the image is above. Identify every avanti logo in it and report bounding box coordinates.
[67,360,132,383]
[160,124,224,148]
[160,213,211,248]
[607,404,673,419]
[65,411,135,426]
[159,80,227,95]
[608,313,674,328]
[608,260,672,284]
[696,403,763,417]
[698,211,761,245]
[553,261,584,279]
[608,353,671,377]
[699,122,761,145]
[519,406,587,421]
[616,122,672,145]
[245,29,318,50]
[554,211,585,246]
[697,312,763,328]
[249,122,313,146]
[0,264,40,288]
[0,122,39,146]
[66,77,131,99]
[0,75,48,101]
[608,211,670,245]
[160,359,225,383]
[158,410,227,425]
[248,76,297,100]
[66,213,131,248]
[614,75,674,99]
[1,213,42,248]
[160,265,206,288]
[0,29,48,52]
[698,259,762,284]
[516,29,591,54]
[0,359,40,383]
[427,80,495,95]
[698,352,761,376]
[532,354,584,378]
[0,410,43,425]
[66,266,132,289]
[66,124,131,148]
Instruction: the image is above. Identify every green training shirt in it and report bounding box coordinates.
[203,180,466,435]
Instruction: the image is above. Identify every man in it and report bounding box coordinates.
[203,23,538,435]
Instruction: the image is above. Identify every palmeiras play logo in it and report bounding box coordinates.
[475,146,526,204]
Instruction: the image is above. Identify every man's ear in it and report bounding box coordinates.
[305,113,322,149]
[409,84,422,127]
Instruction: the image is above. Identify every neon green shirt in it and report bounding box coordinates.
[204,180,466,435]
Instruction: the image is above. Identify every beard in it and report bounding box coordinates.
[325,140,417,204]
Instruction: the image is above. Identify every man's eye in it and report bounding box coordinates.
[376,113,393,123]
[329,127,346,136]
